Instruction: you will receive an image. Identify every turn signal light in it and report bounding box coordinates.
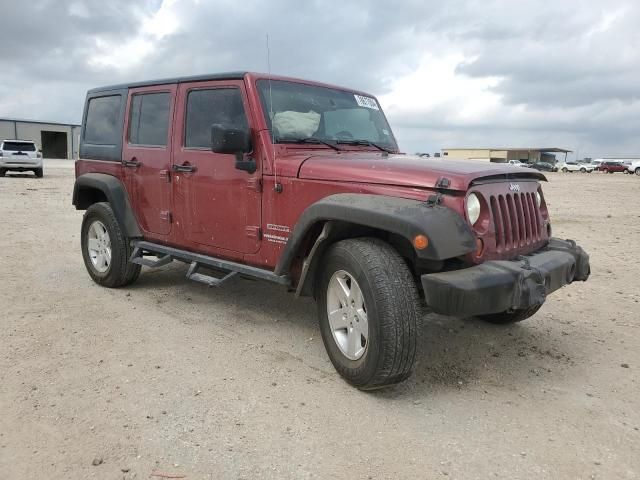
[413,234,429,250]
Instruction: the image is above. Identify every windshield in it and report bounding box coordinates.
[257,80,398,151]
[2,141,36,151]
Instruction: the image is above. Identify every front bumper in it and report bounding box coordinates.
[421,238,590,317]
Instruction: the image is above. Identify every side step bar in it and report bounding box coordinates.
[129,240,290,287]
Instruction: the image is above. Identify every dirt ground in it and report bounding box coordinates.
[0,161,639,479]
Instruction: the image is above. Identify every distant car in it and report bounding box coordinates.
[626,160,640,176]
[558,162,594,173]
[530,162,558,172]
[0,140,43,177]
[597,161,627,173]
[621,160,633,173]
[507,160,530,167]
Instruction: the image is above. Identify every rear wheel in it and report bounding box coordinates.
[476,305,541,325]
[316,238,419,389]
[0,168,6,177]
[580,167,586,173]
[34,168,43,178]
[81,202,141,288]
[602,168,609,173]
[562,167,568,173]
[636,168,640,176]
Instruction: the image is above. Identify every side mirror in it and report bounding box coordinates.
[210,124,256,174]
[210,124,251,155]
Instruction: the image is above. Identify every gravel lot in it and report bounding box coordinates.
[1,161,639,479]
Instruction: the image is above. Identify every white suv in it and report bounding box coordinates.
[627,160,640,176]
[0,140,43,177]
[558,161,594,173]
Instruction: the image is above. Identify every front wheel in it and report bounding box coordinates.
[81,202,141,288]
[602,168,609,173]
[316,238,420,389]
[580,167,586,173]
[635,168,640,176]
[0,168,6,177]
[476,305,541,325]
[562,167,568,173]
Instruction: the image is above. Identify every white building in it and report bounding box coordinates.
[0,117,81,160]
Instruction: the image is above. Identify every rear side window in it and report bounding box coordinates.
[84,95,121,145]
[128,92,171,146]
[2,141,36,151]
[184,88,248,149]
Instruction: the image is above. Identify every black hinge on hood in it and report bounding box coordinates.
[435,177,451,189]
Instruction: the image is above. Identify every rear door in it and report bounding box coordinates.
[171,80,261,254]
[122,84,176,236]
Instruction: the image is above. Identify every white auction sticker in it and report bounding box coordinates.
[354,94,379,110]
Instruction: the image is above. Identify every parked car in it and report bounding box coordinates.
[72,72,590,389]
[626,160,640,175]
[530,162,558,172]
[558,162,594,173]
[0,139,43,177]
[507,160,530,167]
[597,161,627,173]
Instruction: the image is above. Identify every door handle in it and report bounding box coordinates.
[122,158,141,168]
[172,163,197,173]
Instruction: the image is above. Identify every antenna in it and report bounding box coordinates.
[266,34,281,192]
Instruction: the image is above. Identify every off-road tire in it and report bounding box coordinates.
[34,168,43,178]
[316,238,420,389]
[476,305,541,325]
[81,202,141,288]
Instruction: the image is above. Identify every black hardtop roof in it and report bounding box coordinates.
[88,71,249,94]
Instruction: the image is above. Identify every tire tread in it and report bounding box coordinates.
[321,238,420,389]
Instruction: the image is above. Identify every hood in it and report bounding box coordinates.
[297,153,546,191]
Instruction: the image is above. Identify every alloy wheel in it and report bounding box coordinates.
[87,220,111,273]
[326,270,369,360]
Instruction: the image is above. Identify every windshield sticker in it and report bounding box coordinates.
[354,94,379,110]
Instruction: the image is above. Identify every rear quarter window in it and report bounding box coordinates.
[84,95,121,145]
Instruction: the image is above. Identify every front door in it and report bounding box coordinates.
[122,84,176,236]
[171,80,261,254]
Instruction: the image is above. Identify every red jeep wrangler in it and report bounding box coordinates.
[73,72,590,389]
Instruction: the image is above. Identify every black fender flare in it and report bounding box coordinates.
[72,173,141,238]
[274,193,476,278]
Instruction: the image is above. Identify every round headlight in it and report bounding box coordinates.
[466,193,481,225]
[536,191,542,207]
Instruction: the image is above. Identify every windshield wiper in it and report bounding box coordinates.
[336,139,394,154]
[276,137,342,152]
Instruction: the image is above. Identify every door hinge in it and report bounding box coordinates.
[245,226,262,239]
[247,177,262,193]
[159,169,171,182]
[160,210,172,223]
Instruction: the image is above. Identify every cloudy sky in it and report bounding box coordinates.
[0,0,638,158]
